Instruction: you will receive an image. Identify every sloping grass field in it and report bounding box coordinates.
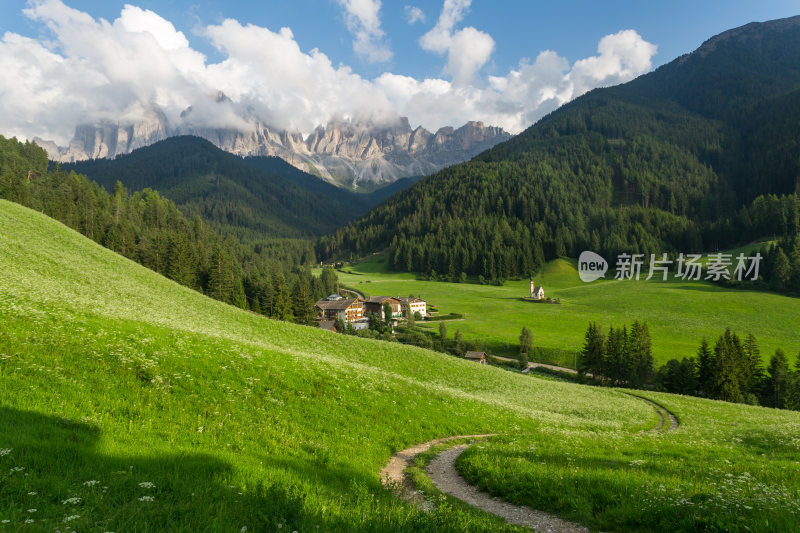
[1,200,799,532]
[334,254,800,366]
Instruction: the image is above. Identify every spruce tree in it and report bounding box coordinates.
[578,322,605,380]
[271,272,293,321]
[697,338,714,396]
[766,350,790,408]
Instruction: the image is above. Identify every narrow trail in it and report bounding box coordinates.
[428,445,588,533]
[381,395,679,531]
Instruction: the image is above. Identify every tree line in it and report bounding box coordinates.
[0,135,336,325]
[578,321,800,410]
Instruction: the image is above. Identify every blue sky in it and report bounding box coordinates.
[1,0,798,143]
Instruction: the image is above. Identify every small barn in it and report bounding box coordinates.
[464,351,488,364]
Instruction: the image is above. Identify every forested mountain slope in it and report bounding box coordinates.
[320,16,800,281]
[62,136,416,242]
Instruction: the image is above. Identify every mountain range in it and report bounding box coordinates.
[38,108,510,190]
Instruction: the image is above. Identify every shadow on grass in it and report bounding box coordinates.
[0,405,391,532]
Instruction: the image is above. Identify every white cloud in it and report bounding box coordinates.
[404,6,425,25]
[0,0,658,146]
[337,0,392,63]
[419,0,494,86]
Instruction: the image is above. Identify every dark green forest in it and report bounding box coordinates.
[0,135,338,324]
[319,18,800,290]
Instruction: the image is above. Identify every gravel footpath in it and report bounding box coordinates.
[427,444,589,532]
[381,396,679,531]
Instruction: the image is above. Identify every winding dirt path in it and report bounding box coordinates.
[428,445,589,532]
[381,395,679,531]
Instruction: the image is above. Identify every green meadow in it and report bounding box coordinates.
[0,199,647,531]
[1,199,799,532]
[333,254,800,367]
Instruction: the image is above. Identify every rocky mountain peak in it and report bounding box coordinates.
[38,111,512,189]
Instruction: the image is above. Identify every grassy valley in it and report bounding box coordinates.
[333,255,800,367]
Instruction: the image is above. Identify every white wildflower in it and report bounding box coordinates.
[138,482,155,489]
[25,519,34,524]
[138,495,154,502]
[64,514,80,522]
[27,491,37,496]
[197,426,204,433]
[27,509,36,513]
[0,448,11,457]
[83,480,100,487]
[62,497,81,505]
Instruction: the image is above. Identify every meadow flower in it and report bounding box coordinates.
[0,448,11,457]
[64,515,80,522]
[83,480,100,486]
[62,497,81,505]
[27,509,36,513]
[27,491,37,496]
[25,519,34,524]
[138,496,154,502]
[138,482,155,489]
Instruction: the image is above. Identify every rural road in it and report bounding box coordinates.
[340,287,366,299]
[381,395,679,531]
[492,355,580,375]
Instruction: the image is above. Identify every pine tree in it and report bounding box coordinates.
[697,338,714,396]
[578,322,605,380]
[628,321,654,387]
[439,321,448,340]
[766,349,790,408]
[743,333,764,401]
[771,247,791,290]
[207,245,235,303]
[292,275,316,325]
[519,326,533,357]
[605,326,630,385]
[271,272,293,321]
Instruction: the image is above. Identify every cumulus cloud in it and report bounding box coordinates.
[0,0,658,146]
[405,6,425,25]
[337,0,392,63]
[419,0,494,86]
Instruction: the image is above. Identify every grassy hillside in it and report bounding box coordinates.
[1,201,800,532]
[0,199,655,531]
[334,255,800,366]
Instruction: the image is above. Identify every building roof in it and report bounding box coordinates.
[398,297,425,304]
[465,351,487,360]
[365,296,400,304]
[315,297,361,311]
[534,286,544,293]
